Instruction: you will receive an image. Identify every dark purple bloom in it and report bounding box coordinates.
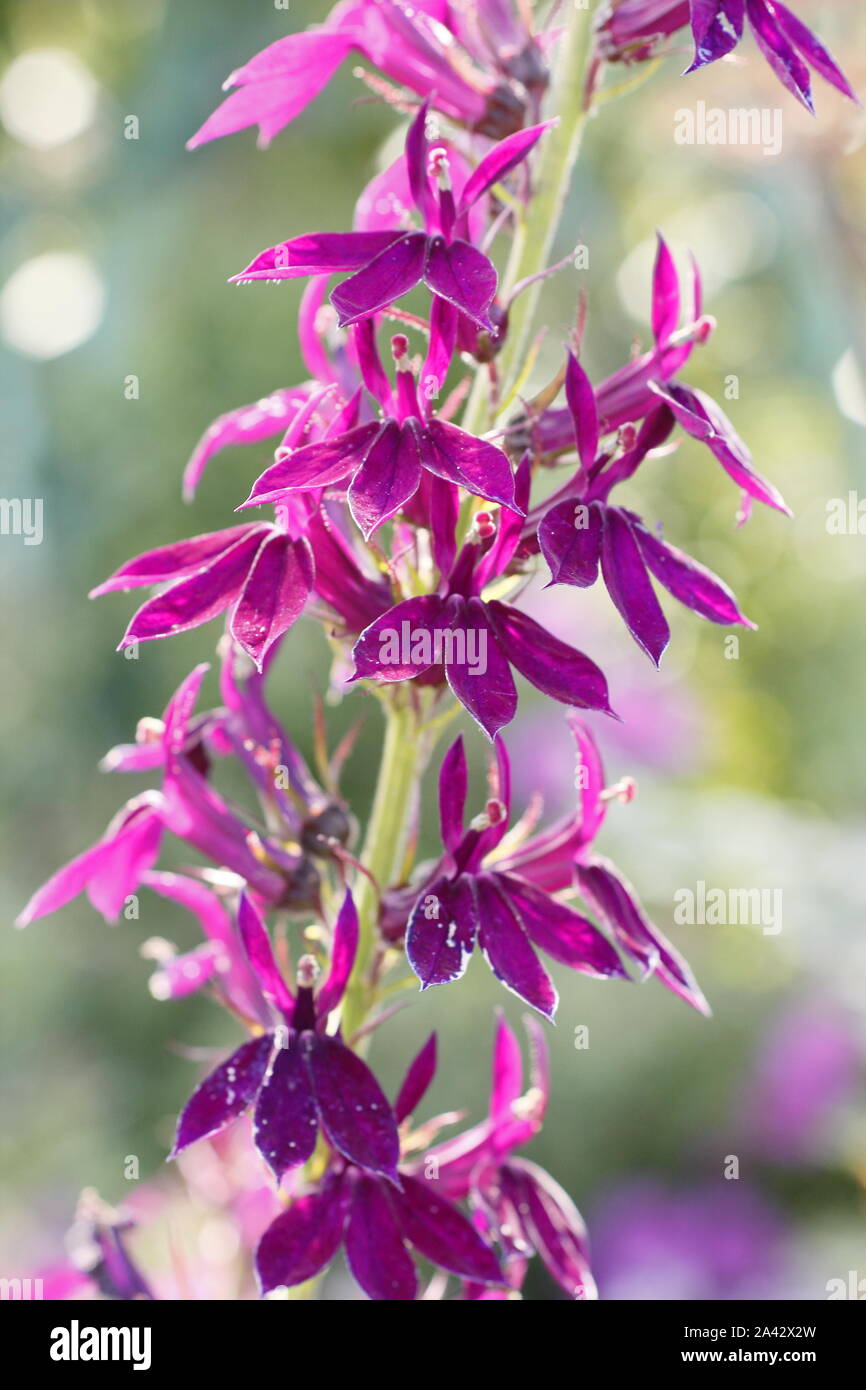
[255,1033,505,1300]
[188,0,547,152]
[241,332,521,538]
[173,890,401,1184]
[428,1016,597,1300]
[351,462,615,737]
[537,350,757,665]
[403,735,627,1019]
[230,102,553,335]
[596,1,857,113]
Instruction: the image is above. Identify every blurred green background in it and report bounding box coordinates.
[2,0,865,1299]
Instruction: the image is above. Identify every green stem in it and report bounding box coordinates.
[461,1,598,437]
[342,687,428,1038]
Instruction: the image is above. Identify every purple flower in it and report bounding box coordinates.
[187,0,547,152]
[530,236,788,517]
[428,1016,597,1300]
[230,102,553,335]
[596,1,857,114]
[18,655,349,927]
[403,735,627,1019]
[255,1031,506,1300]
[91,518,314,667]
[536,350,757,665]
[351,463,615,738]
[173,890,402,1184]
[499,714,709,1014]
[91,386,370,664]
[241,331,521,538]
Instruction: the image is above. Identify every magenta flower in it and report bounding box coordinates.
[403,735,627,1019]
[597,1,857,113]
[241,331,520,538]
[536,350,757,665]
[91,386,369,664]
[174,891,401,1184]
[532,236,789,518]
[90,518,314,667]
[352,464,615,738]
[255,1033,505,1300]
[188,0,547,152]
[499,715,709,1014]
[230,103,553,335]
[18,656,350,928]
[428,1016,597,1300]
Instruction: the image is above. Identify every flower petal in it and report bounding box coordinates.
[187,31,355,150]
[345,1177,418,1301]
[630,514,754,627]
[686,0,744,70]
[348,420,423,538]
[538,497,603,587]
[500,873,627,979]
[475,875,558,1020]
[236,892,294,1017]
[182,389,309,501]
[458,121,556,214]
[487,602,615,716]
[331,232,428,327]
[650,233,681,344]
[600,507,670,666]
[394,1032,438,1125]
[565,351,599,470]
[232,230,404,282]
[243,422,381,505]
[445,597,518,740]
[90,525,259,596]
[438,735,468,853]
[414,419,518,512]
[172,1034,273,1155]
[423,237,497,331]
[650,380,790,513]
[255,1175,349,1294]
[315,889,359,1019]
[303,1033,400,1182]
[576,856,710,1015]
[745,0,813,111]
[406,874,479,989]
[772,1,858,103]
[352,594,451,681]
[17,799,162,927]
[390,1175,503,1285]
[253,1037,318,1180]
[231,534,313,667]
[118,530,269,648]
[501,1160,597,1300]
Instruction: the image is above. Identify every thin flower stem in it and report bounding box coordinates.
[461,1,599,440]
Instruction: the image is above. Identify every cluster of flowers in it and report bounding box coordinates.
[21,0,854,1300]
